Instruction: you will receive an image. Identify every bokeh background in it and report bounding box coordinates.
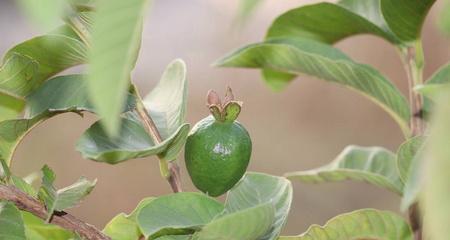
[1,0,449,235]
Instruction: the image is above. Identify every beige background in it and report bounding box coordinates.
[1,0,449,235]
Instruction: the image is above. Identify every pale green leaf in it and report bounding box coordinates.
[16,0,66,30]
[87,0,149,136]
[25,75,135,118]
[225,172,292,240]
[380,0,436,42]
[279,209,412,240]
[103,214,141,240]
[422,90,450,240]
[22,212,74,240]
[76,119,189,164]
[137,192,224,239]
[38,165,96,219]
[11,176,37,198]
[285,145,404,195]
[192,204,275,240]
[266,0,397,44]
[0,74,121,166]
[155,236,191,240]
[1,26,86,97]
[103,197,154,240]
[0,201,26,240]
[216,38,410,136]
[77,59,190,163]
[0,90,25,121]
[396,136,425,183]
[438,0,450,36]
[418,63,450,115]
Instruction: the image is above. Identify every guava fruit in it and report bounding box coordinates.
[184,88,252,197]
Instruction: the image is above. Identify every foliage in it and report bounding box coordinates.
[0,0,448,239]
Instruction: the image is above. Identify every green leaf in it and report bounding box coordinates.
[155,236,191,240]
[0,116,50,166]
[137,192,224,239]
[225,172,292,240]
[418,63,450,115]
[285,145,404,195]
[76,119,189,164]
[266,1,398,44]
[0,201,26,240]
[143,59,188,146]
[192,203,275,240]
[11,175,37,198]
[397,137,426,211]
[216,38,410,136]
[235,0,264,24]
[103,197,154,240]
[1,26,86,97]
[38,165,96,219]
[0,91,25,121]
[25,75,135,118]
[397,136,426,183]
[0,74,124,166]
[77,59,190,163]
[103,214,141,240]
[22,211,74,240]
[438,0,450,36]
[279,209,412,240]
[16,0,66,30]
[380,0,436,42]
[422,90,450,240]
[87,0,149,136]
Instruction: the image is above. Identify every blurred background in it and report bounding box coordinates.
[1,0,449,235]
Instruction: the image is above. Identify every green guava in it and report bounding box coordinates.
[184,88,252,197]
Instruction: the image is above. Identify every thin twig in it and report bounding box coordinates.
[131,85,183,193]
[0,184,110,240]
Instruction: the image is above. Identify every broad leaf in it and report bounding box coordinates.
[38,165,96,219]
[285,145,404,195]
[0,74,126,166]
[77,59,190,163]
[192,204,275,240]
[103,214,141,240]
[16,0,66,30]
[76,119,189,164]
[87,0,149,136]
[279,209,412,240]
[103,197,154,240]
[0,201,26,240]
[0,91,25,121]
[25,75,135,118]
[0,115,50,166]
[216,38,410,136]
[380,0,436,42]
[422,90,450,240]
[266,1,397,44]
[22,212,74,240]
[137,192,224,239]
[397,136,426,183]
[11,175,37,198]
[418,63,450,115]
[225,172,292,240]
[1,26,86,97]
[155,236,191,240]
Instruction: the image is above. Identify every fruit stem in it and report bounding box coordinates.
[131,84,182,193]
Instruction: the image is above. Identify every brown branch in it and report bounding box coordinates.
[132,85,183,193]
[0,184,110,240]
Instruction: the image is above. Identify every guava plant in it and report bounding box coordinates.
[0,0,448,240]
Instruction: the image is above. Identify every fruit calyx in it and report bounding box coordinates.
[207,87,243,123]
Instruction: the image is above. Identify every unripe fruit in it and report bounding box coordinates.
[184,88,252,197]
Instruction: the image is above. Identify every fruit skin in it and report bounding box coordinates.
[185,115,252,197]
